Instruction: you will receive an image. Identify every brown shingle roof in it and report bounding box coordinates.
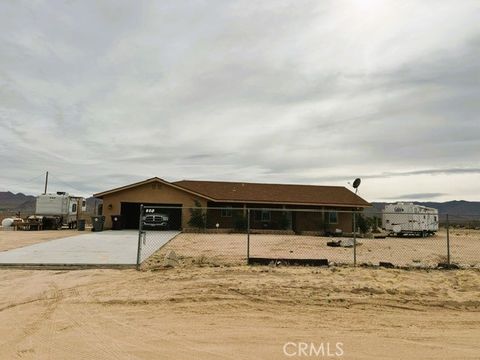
[93,177,204,199]
[174,180,370,207]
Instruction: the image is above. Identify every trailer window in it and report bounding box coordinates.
[72,203,77,213]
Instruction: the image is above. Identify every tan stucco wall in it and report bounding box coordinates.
[332,212,354,233]
[293,209,354,233]
[100,181,207,229]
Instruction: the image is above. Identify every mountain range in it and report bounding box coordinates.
[0,192,98,214]
[1,191,479,217]
[0,192,36,212]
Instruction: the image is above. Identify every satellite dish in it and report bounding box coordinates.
[352,178,361,194]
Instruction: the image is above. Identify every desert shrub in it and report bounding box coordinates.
[188,200,206,229]
[355,214,374,234]
[278,212,290,230]
[233,213,248,232]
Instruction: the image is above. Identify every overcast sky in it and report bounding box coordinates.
[1,0,479,201]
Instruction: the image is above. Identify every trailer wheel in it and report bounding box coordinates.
[421,230,427,238]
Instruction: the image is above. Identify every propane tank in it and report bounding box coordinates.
[2,218,13,227]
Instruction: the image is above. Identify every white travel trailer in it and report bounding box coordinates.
[382,203,439,237]
[35,192,86,229]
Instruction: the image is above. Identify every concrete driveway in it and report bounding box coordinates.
[0,230,180,267]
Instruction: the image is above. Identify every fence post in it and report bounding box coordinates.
[446,214,450,266]
[353,212,357,267]
[247,209,250,264]
[204,207,207,233]
[136,204,144,270]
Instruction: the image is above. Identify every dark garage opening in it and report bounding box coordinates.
[120,202,182,230]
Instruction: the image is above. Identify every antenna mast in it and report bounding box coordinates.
[44,171,49,194]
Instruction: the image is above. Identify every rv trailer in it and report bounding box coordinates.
[34,192,86,229]
[382,203,439,237]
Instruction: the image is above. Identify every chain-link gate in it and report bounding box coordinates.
[136,204,183,269]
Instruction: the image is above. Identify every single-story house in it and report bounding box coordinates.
[93,177,370,233]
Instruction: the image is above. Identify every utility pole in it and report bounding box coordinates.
[44,171,49,194]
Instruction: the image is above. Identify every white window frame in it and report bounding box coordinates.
[261,210,271,222]
[221,207,233,218]
[328,211,338,224]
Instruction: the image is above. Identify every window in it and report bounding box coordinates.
[328,211,338,224]
[254,210,271,222]
[221,207,232,217]
[71,203,77,213]
[261,210,271,221]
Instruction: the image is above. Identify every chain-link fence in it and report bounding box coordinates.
[136,205,480,270]
[444,214,480,267]
[137,205,248,269]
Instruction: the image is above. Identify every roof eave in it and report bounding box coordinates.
[207,199,371,208]
[93,178,371,208]
[93,177,216,201]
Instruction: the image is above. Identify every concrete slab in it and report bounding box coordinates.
[0,230,180,266]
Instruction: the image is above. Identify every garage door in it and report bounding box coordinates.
[120,202,182,230]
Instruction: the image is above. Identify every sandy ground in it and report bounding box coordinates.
[0,266,479,359]
[1,229,478,268]
[0,230,81,252]
[144,229,480,268]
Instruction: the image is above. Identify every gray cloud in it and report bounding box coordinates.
[384,193,448,201]
[0,0,479,201]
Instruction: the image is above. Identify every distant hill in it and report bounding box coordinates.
[368,201,480,216]
[0,192,36,212]
[0,192,101,215]
[1,190,478,218]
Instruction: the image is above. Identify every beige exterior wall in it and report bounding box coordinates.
[100,181,207,229]
[330,211,354,233]
[293,209,354,233]
[205,204,357,233]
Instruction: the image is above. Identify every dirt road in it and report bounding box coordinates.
[0,266,479,359]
